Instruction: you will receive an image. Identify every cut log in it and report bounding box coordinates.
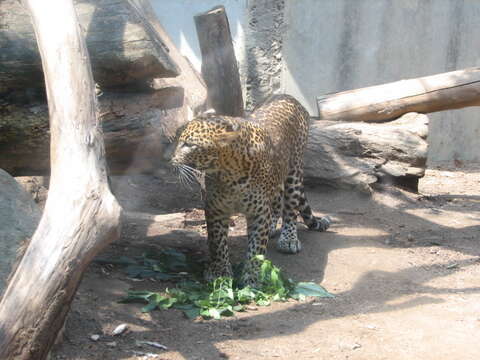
[304,112,429,192]
[316,67,480,122]
[0,0,121,358]
[0,0,179,91]
[0,86,185,176]
[194,5,244,117]
[1,99,428,190]
[0,1,207,177]
[0,0,208,177]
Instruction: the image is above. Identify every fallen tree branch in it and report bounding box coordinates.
[317,67,480,122]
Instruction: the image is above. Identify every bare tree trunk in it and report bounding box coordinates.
[195,5,244,117]
[317,67,480,122]
[0,0,122,358]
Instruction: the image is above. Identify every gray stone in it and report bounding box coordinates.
[0,168,41,295]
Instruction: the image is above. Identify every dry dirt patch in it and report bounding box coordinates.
[52,165,480,360]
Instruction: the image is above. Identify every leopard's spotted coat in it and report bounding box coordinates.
[171,95,331,286]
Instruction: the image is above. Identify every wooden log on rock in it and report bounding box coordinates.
[317,67,480,122]
[0,0,208,177]
[304,112,429,192]
[0,85,185,176]
[0,0,121,358]
[194,5,244,117]
[0,0,179,91]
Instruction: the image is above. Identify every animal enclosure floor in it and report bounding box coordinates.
[52,165,480,360]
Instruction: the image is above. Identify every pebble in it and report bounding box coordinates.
[90,334,100,341]
[112,323,128,336]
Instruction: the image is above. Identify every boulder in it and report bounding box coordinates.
[0,168,41,296]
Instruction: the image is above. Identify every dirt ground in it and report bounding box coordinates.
[52,164,480,360]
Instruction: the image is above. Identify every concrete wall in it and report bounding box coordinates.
[151,0,247,73]
[152,0,480,164]
[151,0,283,109]
[151,0,249,102]
[281,0,480,163]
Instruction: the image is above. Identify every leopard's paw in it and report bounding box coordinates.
[308,215,332,232]
[276,230,302,254]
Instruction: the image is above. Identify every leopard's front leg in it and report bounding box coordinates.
[242,205,272,287]
[204,214,233,282]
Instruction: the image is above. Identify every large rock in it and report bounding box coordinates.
[0,0,179,92]
[0,168,41,296]
[304,112,429,192]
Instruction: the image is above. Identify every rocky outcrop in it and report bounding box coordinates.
[0,169,41,295]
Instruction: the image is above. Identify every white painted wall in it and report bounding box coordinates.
[281,0,480,163]
[150,0,480,164]
[150,0,248,73]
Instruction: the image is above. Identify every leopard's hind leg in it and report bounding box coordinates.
[276,167,331,254]
[276,169,303,254]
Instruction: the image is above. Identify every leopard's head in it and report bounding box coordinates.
[171,116,241,180]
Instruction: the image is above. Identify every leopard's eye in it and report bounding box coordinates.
[183,142,198,150]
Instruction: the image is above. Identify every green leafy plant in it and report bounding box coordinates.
[109,251,334,319]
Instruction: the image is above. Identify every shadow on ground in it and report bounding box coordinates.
[53,167,480,360]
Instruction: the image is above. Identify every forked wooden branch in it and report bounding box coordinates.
[0,0,121,358]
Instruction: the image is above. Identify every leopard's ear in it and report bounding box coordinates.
[216,131,241,147]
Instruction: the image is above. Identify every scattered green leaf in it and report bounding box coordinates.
[293,282,335,299]
[109,249,334,319]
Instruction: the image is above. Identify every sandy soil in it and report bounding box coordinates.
[51,164,480,360]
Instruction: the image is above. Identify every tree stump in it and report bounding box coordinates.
[194,5,244,116]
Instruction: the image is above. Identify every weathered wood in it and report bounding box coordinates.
[0,0,179,91]
[194,5,244,117]
[0,0,121,358]
[317,67,480,122]
[1,98,428,191]
[0,1,207,177]
[304,112,429,192]
[0,85,184,176]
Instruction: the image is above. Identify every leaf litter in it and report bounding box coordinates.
[97,249,333,320]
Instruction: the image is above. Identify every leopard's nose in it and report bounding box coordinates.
[170,156,179,166]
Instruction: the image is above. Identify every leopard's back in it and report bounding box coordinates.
[248,94,310,170]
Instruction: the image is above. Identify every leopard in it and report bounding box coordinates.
[171,94,331,286]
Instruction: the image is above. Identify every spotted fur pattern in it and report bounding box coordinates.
[171,95,331,286]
